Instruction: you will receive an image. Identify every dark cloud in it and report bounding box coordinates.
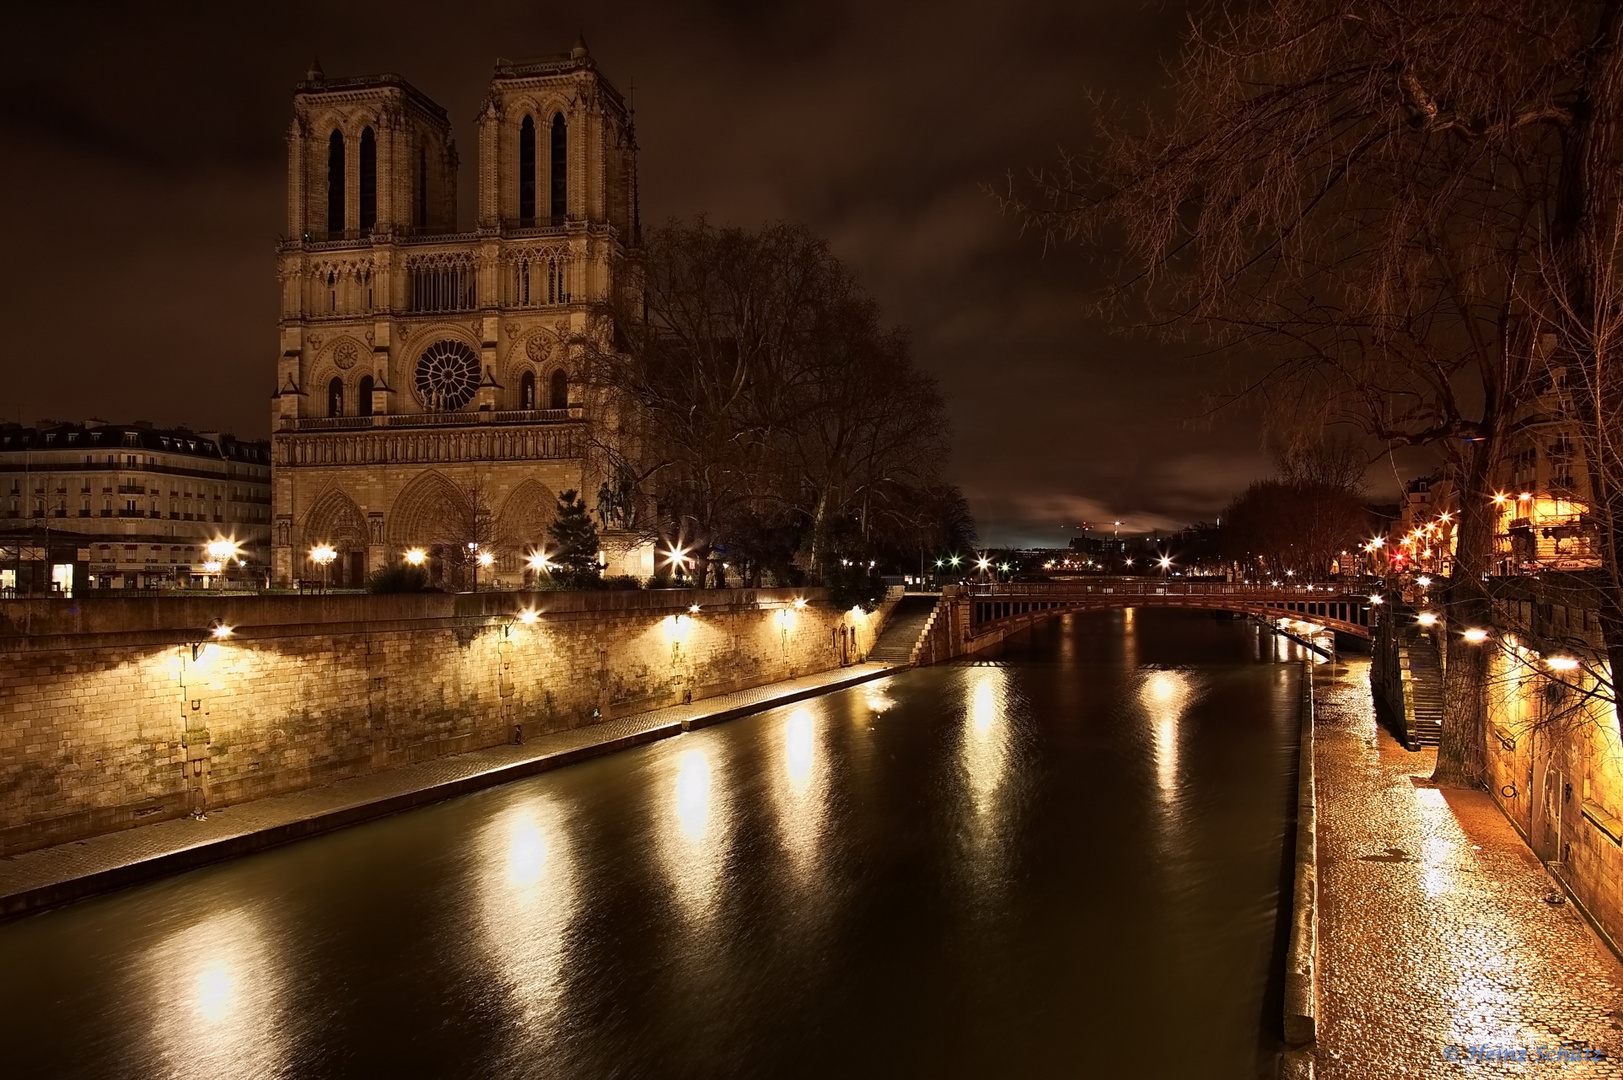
[0,0,1305,545]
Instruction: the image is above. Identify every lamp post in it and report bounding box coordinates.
[203,538,238,590]
[310,544,336,593]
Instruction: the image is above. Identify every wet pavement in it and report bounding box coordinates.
[1315,660,1623,1078]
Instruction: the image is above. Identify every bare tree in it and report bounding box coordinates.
[584,218,955,584]
[1007,0,1623,786]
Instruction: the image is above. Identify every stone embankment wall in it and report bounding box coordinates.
[1476,578,1623,954]
[0,588,883,857]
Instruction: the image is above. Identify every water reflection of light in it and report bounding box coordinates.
[962,671,1011,814]
[864,684,896,717]
[1139,670,1192,804]
[1122,606,1139,669]
[508,818,550,888]
[195,965,233,1023]
[772,708,828,879]
[785,708,815,791]
[474,798,579,1034]
[676,749,712,840]
[143,907,286,1080]
[659,746,730,922]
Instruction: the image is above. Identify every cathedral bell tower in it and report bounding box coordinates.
[285,64,458,242]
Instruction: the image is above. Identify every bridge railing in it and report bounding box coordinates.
[963,580,1359,599]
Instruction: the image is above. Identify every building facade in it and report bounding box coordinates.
[0,422,271,595]
[1491,354,1599,574]
[271,42,641,588]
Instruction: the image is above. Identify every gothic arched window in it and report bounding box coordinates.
[358,375,375,417]
[359,127,377,232]
[549,369,568,410]
[550,113,567,221]
[327,377,344,417]
[417,145,429,230]
[327,129,345,235]
[519,116,536,225]
[519,370,536,410]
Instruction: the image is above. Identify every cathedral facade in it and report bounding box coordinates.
[270,42,639,588]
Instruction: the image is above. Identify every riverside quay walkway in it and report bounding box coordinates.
[1311,659,1623,1079]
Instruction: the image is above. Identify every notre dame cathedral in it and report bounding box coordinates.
[270,40,643,588]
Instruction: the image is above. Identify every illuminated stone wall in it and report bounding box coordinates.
[0,589,885,857]
[1478,587,1623,953]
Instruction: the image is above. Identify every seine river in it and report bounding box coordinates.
[0,608,1306,1079]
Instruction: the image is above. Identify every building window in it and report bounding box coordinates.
[550,113,567,220]
[519,115,536,225]
[358,375,375,417]
[327,129,345,235]
[414,339,481,411]
[417,145,428,229]
[550,369,568,410]
[359,127,377,232]
[519,370,536,410]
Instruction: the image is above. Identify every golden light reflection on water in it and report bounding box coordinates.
[1139,670,1192,805]
[658,747,730,922]
[142,906,286,1080]
[771,707,828,879]
[785,708,815,792]
[962,671,1012,815]
[863,684,896,718]
[676,748,712,840]
[475,797,579,1032]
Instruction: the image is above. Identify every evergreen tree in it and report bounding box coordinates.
[548,489,601,587]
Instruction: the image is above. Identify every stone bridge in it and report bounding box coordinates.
[908,579,1374,665]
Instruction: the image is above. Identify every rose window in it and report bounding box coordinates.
[414,340,480,411]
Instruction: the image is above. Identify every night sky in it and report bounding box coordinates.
[0,1,1312,545]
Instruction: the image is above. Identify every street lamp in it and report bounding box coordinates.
[309,544,337,592]
[204,538,238,590]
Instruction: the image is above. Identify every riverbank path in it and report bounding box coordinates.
[1314,660,1623,1078]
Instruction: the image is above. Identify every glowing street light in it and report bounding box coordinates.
[1417,611,1439,626]
[1416,575,1432,588]
[518,608,539,625]
[1463,628,1488,643]
[404,548,427,566]
[1547,656,1580,671]
[309,544,337,592]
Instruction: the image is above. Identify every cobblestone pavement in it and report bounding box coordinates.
[1315,660,1623,1078]
[0,662,899,914]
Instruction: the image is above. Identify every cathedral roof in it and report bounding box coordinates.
[293,72,449,122]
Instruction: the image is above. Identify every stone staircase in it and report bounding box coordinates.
[1401,630,1444,749]
[869,594,939,663]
